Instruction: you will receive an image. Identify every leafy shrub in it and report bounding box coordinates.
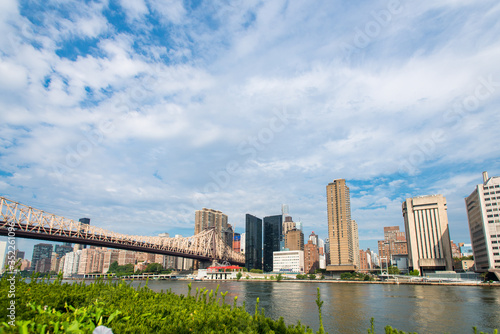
[0,274,323,333]
[409,270,420,276]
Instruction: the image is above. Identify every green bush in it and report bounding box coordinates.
[340,272,352,280]
[0,274,321,333]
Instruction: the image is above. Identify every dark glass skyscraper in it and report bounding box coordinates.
[245,214,262,271]
[263,215,282,272]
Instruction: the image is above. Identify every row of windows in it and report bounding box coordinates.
[485,185,500,189]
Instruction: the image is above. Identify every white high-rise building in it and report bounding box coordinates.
[62,250,82,278]
[0,241,7,274]
[240,233,246,254]
[465,171,500,279]
[402,194,453,274]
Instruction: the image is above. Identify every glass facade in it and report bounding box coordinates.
[245,214,262,270]
[263,215,283,273]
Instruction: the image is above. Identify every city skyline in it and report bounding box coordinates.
[1,1,500,259]
[3,172,499,260]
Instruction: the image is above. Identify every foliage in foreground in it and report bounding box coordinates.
[366,318,498,334]
[0,274,323,333]
[0,274,497,334]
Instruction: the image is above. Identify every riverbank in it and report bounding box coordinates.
[178,277,500,287]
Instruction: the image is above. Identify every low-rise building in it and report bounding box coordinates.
[273,250,304,274]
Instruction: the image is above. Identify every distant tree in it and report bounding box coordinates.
[250,269,263,273]
[409,270,420,276]
[296,274,307,280]
[108,261,119,273]
[340,272,352,280]
[308,274,316,280]
[108,262,135,276]
[145,263,163,274]
[388,266,400,275]
[236,272,242,281]
[277,273,283,282]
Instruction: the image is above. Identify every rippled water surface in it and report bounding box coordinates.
[132,280,500,333]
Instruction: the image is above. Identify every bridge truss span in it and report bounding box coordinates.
[0,196,244,266]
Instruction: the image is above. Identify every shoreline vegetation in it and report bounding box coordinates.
[1,273,499,333]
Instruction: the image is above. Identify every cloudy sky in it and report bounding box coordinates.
[1,0,500,259]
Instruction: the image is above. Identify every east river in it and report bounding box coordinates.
[128,280,500,334]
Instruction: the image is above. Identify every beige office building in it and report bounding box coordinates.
[465,171,500,279]
[352,220,360,268]
[326,179,358,271]
[285,229,304,251]
[195,208,228,238]
[402,194,453,273]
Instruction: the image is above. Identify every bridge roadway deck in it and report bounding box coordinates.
[0,221,245,266]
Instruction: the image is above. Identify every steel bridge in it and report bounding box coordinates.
[0,196,244,266]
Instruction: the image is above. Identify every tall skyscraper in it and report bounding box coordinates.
[351,220,360,268]
[31,243,53,271]
[263,215,282,272]
[326,179,357,271]
[402,194,453,274]
[245,214,262,270]
[195,208,229,242]
[465,171,500,279]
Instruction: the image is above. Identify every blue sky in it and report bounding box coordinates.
[1,0,500,260]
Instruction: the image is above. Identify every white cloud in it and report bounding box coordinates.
[0,59,28,90]
[149,0,186,25]
[119,0,149,22]
[2,0,500,260]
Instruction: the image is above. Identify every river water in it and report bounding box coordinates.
[128,280,500,334]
